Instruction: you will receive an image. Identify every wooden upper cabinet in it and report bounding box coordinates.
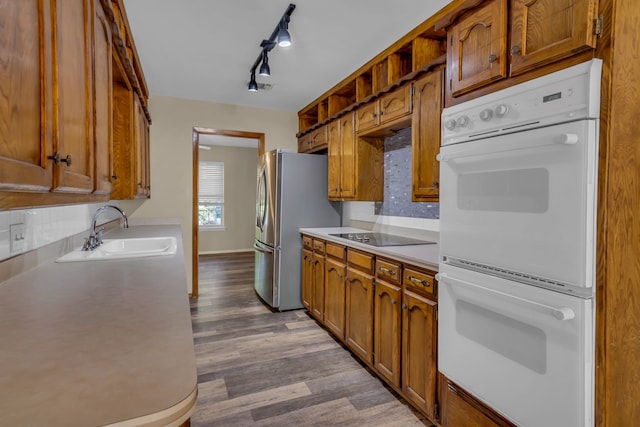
[412,68,444,202]
[447,0,508,97]
[54,0,95,193]
[327,120,341,199]
[378,84,412,125]
[93,0,113,195]
[339,113,356,199]
[0,0,54,193]
[509,0,599,76]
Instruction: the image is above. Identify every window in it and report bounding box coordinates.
[199,161,224,229]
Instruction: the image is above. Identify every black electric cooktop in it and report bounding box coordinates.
[328,233,435,247]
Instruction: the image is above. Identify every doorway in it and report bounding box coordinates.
[191,127,265,297]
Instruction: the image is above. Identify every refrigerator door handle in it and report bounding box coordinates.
[254,242,274,254]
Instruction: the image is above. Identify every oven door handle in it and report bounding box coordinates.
[436,273,575,321]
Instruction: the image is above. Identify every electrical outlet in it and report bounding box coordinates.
[9,223,26,254]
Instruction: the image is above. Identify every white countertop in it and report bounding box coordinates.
[0,225,197,427]
[300,227,439,271]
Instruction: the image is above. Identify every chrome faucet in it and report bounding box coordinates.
[82,205,129,251]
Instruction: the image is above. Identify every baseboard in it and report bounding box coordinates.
[198,249,254,256]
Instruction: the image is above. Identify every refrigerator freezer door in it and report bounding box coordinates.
[255,150,277,247]
[254,240,277,307]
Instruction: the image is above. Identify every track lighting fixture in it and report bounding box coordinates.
[247,3,295,92]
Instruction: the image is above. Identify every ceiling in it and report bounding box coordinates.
[122,0,450,113]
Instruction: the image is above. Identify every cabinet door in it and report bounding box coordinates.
[339,113,356,199]
[325,257,347,339]
[0,0,54,192]
[379,84,412,125]
[374,280,402,387]
[345,266,374,363]
[301,248,313,310]
[447,0,508,97]
[327,120,341,199]
[54,0,94,193]
[132,94,148,198]
[355,101,379,133]
[402,289,438,419]
[412,69,443,201]
[92,0,113,195]
[509,0,599,76]
[311,252,325,321]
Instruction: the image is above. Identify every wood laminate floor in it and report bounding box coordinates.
[190,252,432,427]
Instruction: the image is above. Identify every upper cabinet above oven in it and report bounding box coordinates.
[444,0,600,103]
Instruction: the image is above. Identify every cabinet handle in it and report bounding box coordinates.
[47,152,72,166]
[432,180,439,187]
[488,54,497,63]
[391,299,397,305]
[510,45,521,55]
[372,113,377,118]
[408,276,428,286]
[379,266,395,275]
[402,303,407,310]
[338,274,343,279]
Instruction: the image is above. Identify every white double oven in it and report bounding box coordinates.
[437,60,602,427]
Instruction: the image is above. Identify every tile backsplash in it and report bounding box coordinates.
[0,203,122,261]
[374,127,439,219]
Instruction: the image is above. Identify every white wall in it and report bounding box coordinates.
[120,95,298,293]
[198,145,257,253]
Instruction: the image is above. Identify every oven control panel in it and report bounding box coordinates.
[441,59,602,146]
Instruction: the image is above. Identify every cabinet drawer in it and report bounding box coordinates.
[298,133,312,153]
[403,267,436,296]
[347,249,374,273]
[375,258,402,285]
[302,235,313,250]
[309,126,328,151]
[379,84,412,124]
[312,239,325,254]
[326,242,346,261]
[355,101,379,133]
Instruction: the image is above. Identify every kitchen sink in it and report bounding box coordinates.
[56,236,177,262]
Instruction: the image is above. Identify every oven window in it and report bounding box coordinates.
[457,168,549,213]
[456,300,547,374]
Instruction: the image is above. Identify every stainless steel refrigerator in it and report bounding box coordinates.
[254,149,341,310]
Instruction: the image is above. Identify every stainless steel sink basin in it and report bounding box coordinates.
[56,236,177,262]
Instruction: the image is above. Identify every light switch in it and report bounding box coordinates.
[10,223,26,254]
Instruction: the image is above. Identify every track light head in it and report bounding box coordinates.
[259,51,270,76]
[277,18,292,47]
[248,73,258,92]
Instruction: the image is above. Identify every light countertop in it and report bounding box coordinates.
[0,225,197,427]
[300,227,439,271]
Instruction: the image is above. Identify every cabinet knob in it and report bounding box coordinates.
[488,54,497,63]
[391,299,397,305]
[511,45,522,55]
[402,303,408,310]
[47,152,72,166]
[112,174,119,180]
[432,180,439,187]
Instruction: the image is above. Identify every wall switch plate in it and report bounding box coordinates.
[10,223,26,254]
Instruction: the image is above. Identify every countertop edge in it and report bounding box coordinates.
[105,386,198,427]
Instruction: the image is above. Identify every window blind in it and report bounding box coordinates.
[199,161,224,204]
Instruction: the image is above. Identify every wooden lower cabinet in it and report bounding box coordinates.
[301,247,313,310]
[311,252,325,321]
[324,257,347,339]
[345,266,375,363]
[440,377,515,427]
[301,235,439,423]
[402,288,438,419]
[374,280,402,387]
